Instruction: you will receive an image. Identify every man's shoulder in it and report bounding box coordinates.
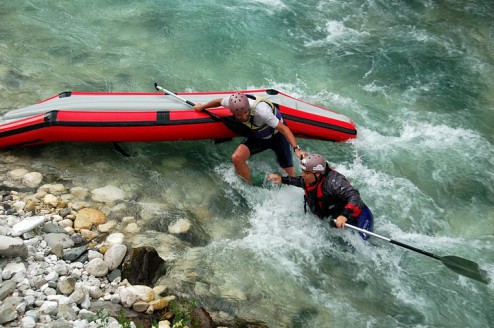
[254,101,274,116]
[325,169,344,183]
[325,170,352,190]
[220,97,230,107]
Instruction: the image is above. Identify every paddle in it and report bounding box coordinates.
[339,221,490,284]
[153,82,253,138]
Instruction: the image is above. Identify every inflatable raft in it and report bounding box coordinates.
[0,88,357,149]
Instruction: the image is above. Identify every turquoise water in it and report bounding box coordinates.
[1,1,493,327]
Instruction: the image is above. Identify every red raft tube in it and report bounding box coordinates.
[0,88,357,149]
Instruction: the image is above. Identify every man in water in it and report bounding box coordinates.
[268,153,373,240]
[195,92,305,184]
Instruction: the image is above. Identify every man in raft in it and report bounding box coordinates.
[195,92,305,184]
[268,154,374,240]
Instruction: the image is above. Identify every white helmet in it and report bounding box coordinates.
[300,154,327,173]
[228,93,250,115]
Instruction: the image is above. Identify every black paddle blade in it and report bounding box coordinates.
[441,256,490,284]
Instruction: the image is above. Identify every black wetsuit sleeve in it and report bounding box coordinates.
[325,171,365,219]
[281,176,305,188]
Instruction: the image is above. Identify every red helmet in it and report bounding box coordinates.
[228,93,250,116]
[300,154,327,173]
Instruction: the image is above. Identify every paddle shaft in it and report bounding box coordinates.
[154,83,223,121]
[155,83,196,107]
[342,221,489,284]
[343,222,441,261]
[154,82,256,139]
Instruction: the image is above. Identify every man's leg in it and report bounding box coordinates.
[272,133,295,177]
[232,144,252,184]
[355,207,374,241]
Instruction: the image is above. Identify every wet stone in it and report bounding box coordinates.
[108,269,122,283]
[0,280,17,301]
[44,233,75,249]
[121,246,166,286]
[59,208,72,218]
[70,233,87,247]
[42,222,67,234]
[63,245,88,262]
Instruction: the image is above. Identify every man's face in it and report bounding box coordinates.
[302,171,317,184]
[234,112,249,122]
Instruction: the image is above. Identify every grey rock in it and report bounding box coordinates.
[0,296,23,324]
[59,208,72,218]
[44,233,75,249]
[21,316,36,328]
[0,235,28,259]
[63,245,88,262]
[58,277,76,295]
[11,216,45,237]
[85,258,108,277]
[50,244,64,258]
[74,252,89,264]
[104,244,127,271]
[39,300,58,315]
[42,222,66,234]
[31,276,47,289]
[0,280,17,301]
[58,303,77,320]
[51,318,74,328]
[70,234,87,246]
[69,288,85,305]
[0,305,18,324]
[108,269,122,283]
[24,309,40,321]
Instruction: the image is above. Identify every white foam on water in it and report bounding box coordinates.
[362,81,388,95]
[355,121,494,188]
[212,158,438,324]
[304,20,370,48]
[243,0,287,10]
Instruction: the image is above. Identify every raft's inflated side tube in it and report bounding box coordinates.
[0,90,357,149]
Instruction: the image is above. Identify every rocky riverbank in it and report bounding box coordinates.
[0,166,265,328]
